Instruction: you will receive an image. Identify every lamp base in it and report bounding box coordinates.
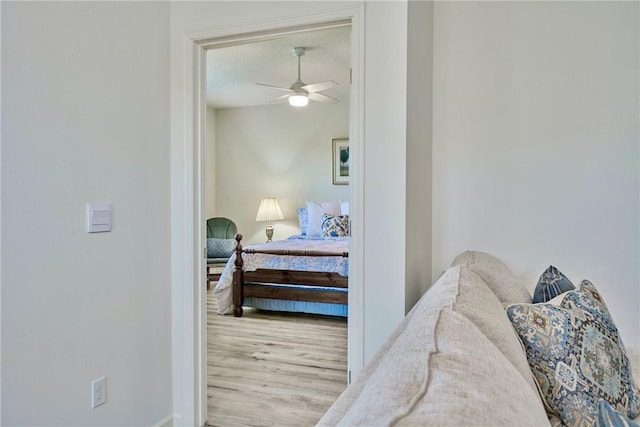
[265,225,274,243]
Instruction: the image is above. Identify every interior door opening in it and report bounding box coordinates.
[201,20,355,426]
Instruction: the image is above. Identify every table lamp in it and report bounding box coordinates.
[255,198,285,242]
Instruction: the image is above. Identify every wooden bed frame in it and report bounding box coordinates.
[231,234,349,317]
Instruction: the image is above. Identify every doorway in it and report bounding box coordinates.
[171,5,365,424]
[204,24,352,425]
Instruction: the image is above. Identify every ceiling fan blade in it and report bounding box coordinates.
[275,93,291,101]
[308,92,340,104]
[301,80,338,93]
[256,82,292,92]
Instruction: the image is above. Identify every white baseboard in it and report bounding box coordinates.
[152,413,175,427]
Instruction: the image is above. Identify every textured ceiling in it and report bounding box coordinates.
[206,25,351,109]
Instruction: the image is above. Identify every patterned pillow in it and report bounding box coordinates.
[507,280,640,427]
[306,201,341,237]
[296,208,308,235]
[596,399,640,427]
[206,238,236,258]
[532,265,575,303]
[321,214,349,237]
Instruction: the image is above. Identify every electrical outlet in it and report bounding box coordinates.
[91,377,106,408]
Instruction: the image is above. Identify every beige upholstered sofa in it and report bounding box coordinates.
[318,251,640,426]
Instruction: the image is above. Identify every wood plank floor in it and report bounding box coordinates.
[207,289,348,427]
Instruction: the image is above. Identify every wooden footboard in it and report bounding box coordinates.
[232,234,348,317]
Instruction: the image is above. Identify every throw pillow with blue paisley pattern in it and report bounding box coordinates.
[321,214,349,237]
[507,280,640,427]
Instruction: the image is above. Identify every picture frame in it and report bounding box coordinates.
[332,138,349,185]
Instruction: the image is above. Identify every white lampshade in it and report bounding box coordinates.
[288,92,309,107]
[255,198,285,223]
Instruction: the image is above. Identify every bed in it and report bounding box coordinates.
[212,234,349,317]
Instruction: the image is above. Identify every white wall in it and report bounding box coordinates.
[1,2,172,426]
[212,102,349,244]
[205,107,217,218]
[432,2,640,350]
[405,0,433,312]
[362,1,409,359]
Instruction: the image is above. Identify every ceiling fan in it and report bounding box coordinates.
[257,47,339,107]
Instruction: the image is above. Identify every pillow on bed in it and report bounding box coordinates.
[340,201,349,215]
[296,208,308,235]
[306,201,341,237]
[206,238,236,259]
[321,214,349,237]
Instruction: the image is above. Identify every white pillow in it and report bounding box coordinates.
[306,201,341,237]
[340,201,349,216]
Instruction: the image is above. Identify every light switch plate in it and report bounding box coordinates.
[87,203,112,233]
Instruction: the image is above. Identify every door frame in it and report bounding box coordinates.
[171,4,365,425]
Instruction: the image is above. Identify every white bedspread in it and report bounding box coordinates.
[212,236,349,315]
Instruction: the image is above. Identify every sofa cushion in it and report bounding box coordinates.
[454,266,539,393]
[451,250,532,307]
[318,264,549,426]
[532,265,575,303]
[507,280,640,427]
[324,308,550,426]
[318,268,459,426]
[322,265,530,426]
[397,309,550,426]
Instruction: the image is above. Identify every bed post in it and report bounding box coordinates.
[232,233,244,317]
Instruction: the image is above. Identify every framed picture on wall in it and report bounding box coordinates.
[332,138,349,185]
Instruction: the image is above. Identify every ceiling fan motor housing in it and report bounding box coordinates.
[292,47,306,57]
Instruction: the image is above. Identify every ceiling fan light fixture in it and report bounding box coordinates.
[256,46,339,107]
[289,91,309,107]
